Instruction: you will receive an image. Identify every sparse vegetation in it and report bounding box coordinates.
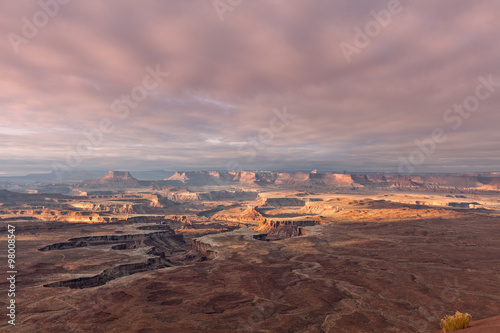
[440,311,472,332]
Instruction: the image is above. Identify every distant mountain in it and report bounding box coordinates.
[165,170,500,191]
[80,171,150,188]
[0,170,108,184]
[0,170,176,185]
[3,169,500,192]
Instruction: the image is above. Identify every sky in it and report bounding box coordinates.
[1,0,499,176]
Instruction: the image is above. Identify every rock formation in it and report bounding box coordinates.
[191,238,218,259]
[80,171,149,188]
[240,205,266,222]
[255,219,319,240]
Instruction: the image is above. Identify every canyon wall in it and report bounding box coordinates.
[44,256,171,289]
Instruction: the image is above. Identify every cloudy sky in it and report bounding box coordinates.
[1,0,499,175]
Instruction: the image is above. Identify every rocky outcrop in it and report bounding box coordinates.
[240,206,266,222]
[191,239,218,259]
[256,219,319,240]
[257,219,318,231]
[80,171,150,188]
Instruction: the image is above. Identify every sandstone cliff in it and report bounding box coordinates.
[255,219,319,240]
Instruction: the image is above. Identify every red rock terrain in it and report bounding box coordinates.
[1,199,499,332]
[1,172,500,332]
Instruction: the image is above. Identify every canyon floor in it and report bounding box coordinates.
[1,171,500,332]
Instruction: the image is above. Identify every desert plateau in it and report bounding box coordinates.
[0,170,499,332]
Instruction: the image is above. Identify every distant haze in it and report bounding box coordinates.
[1,1,499,175]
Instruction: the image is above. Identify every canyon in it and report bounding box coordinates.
[0,170,499,332]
